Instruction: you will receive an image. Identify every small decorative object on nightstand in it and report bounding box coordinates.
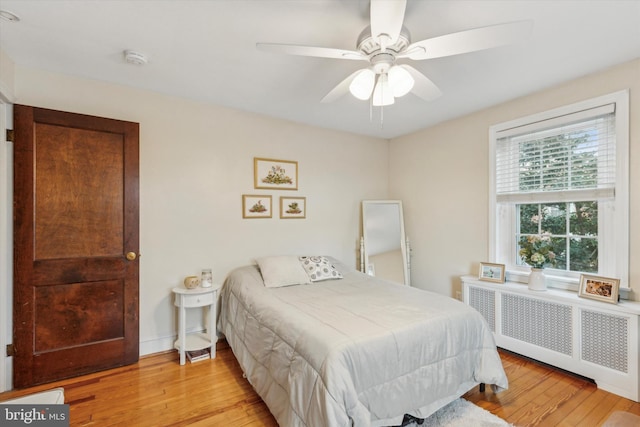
[183,275,200,289]
[201,268,213,288]
[172,284,221,365]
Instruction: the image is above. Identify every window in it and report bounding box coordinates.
[489,91,629,290]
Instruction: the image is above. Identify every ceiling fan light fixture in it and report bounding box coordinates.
[349,69,375,100]
[388,65,414,97]
[372,74,394,106]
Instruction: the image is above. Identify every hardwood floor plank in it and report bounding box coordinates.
[1,345,639,426]
[507,375,566,425]
[564,390,622,427]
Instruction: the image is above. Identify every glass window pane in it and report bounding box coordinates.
[569,201,598,236]
[570,237,598,273]
[515,235,565,269]
[550,237,566,270]
[515,201,599,274]
[541,203,566,235]
[518,204,539,234]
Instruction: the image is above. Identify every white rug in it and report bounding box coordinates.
[405,398,511,427]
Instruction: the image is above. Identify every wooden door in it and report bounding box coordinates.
[13,105,139,388]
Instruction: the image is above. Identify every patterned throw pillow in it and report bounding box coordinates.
[299,256,343,282]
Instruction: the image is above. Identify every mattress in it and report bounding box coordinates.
[218,260,507,427]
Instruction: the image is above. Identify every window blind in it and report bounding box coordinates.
[495,103,616,204]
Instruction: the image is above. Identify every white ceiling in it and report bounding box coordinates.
[1,0,639,139]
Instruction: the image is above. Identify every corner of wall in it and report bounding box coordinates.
[0,48,16,102]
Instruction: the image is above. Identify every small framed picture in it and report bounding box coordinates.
[242,195,272,219]
[280,196,306,219]
[254,157,298,190]
[578,274,620,304]
[479,262,506,283]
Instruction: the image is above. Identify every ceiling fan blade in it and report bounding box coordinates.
[256,43,366,60]
[400,65,442,101]
[401,20,533,60]
[370,0,407,45]
[321,69,369,103]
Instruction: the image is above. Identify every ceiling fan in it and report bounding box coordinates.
[257,0,532,107]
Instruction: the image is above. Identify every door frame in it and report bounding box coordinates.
[0,99,13,392]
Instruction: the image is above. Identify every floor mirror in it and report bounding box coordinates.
[360,200,410,285]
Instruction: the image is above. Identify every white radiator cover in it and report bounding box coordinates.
[462,276,640,402]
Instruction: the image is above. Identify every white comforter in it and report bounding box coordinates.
[218,263,507,427]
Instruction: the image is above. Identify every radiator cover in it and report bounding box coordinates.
[462,276,640,402]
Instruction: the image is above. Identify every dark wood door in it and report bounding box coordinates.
[13,105,139,388]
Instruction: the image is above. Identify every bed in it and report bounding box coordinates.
[218,256,507,427]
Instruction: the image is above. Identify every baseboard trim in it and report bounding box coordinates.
[139,330,225,357]
[139,335,175,357]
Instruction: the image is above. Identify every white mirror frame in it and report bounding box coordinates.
[360,200,410,286]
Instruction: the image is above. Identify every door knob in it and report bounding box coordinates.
[126,252,137,261]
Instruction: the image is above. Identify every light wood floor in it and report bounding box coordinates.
[1,343,639,426]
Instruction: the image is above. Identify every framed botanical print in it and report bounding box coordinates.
[242,195,272,219]
[254,157,298,190]
[280,197,306,219]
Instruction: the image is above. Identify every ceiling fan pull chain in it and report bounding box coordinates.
[380,79,385,129]
[369,98,373,123]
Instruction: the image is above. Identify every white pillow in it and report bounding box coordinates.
[256,255,311,288]
[299,256,343,282]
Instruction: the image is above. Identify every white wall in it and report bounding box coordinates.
[7,64,389,356]
[0,49,15,101]
[390,58,640,300]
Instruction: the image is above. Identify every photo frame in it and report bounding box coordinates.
[242,195,272,219]
[254,157,298,190]
[578,274,620,304]
[280,196,306,219]
[478,262,506,283]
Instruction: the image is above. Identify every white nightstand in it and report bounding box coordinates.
[172,284,221,365]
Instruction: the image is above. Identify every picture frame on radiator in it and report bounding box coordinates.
[478,262,505,283]
[578,274,620,304]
